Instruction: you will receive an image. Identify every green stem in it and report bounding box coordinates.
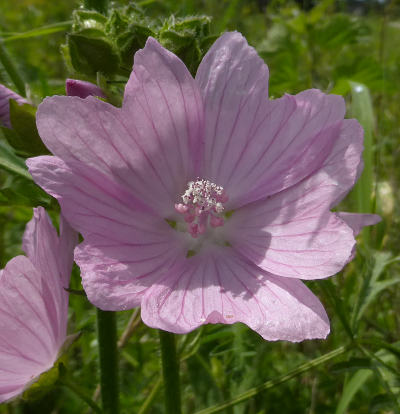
[61,378,102,414]
[195,345,351,414]
[97,309,119,414]
[0,41,26,96]
[159,330,182,414]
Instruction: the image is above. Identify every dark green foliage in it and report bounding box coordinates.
[62,4,214,79]
[5,101,49,157]
[67,33,120,77]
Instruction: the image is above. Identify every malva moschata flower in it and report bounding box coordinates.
[27,32,380,342]
[0,207,77,403]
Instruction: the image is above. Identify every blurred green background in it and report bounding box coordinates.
[0,0,400,413]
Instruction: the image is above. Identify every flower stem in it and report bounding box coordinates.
[97,309,119,414]
[159,330,182,414]
[0,41,26,97]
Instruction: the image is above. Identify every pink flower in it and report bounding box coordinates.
[27,33,379,341]
[65,79,105,99]
[0,84,28,128]
[0,207,77,403]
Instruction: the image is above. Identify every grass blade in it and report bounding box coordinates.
[195,345,350,414]
[1,21,72,43]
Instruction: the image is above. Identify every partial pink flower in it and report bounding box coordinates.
[27,32,380,342]
[0,84,28,128]
[0,207,77,403]
[65,79,106,99]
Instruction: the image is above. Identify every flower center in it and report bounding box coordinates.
[175,179,228,238]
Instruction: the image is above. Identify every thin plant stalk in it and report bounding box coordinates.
[195,345,351,414]
[97,309,119,414]
[137,377,163,414]
[61,378,102,414]
[159,330,182,414]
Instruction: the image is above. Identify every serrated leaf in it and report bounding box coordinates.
[82,0,109,15]
[159,30,201,75]
[73,28,107,39]
[170,15,211,36]
[73,10,107,30]
[116,24,155,68]
[67,33,120,77]
[105,10,129,39]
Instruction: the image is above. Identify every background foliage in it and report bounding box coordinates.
[0,0,399,413]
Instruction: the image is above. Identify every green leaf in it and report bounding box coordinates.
[331,358,372,373]
[349,81,374,213]
[159,15,212,75]
[7,101,49,157]
[116,24,155,68]
[0,175,51,207]
[0,139,31,179]
[319,279,354,340]
[105,9,129,38]
[195,345,350,414]
[22,361,62,402]
[73,10,107,30]
[335,348,397,414]
[67,33,120,77]
[83,0,109,15]
[159,30,201,75]
[351,251,395,325]
[335,368,373,414]
[169,15,211,36]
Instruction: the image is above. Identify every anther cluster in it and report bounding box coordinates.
[175,179,228,238]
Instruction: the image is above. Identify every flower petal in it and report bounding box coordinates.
[141,249,329,342]
[227,119,367,279]
[65,79,106,98]
[336,212,381,236]
[196,32,345,207]
[0,256,59,402]
[27,156,187,310]
[22,208,67,346]
[36,39,203,215]
[124,37,204,176]
[0,84,28,128]
[23,207,78,342]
